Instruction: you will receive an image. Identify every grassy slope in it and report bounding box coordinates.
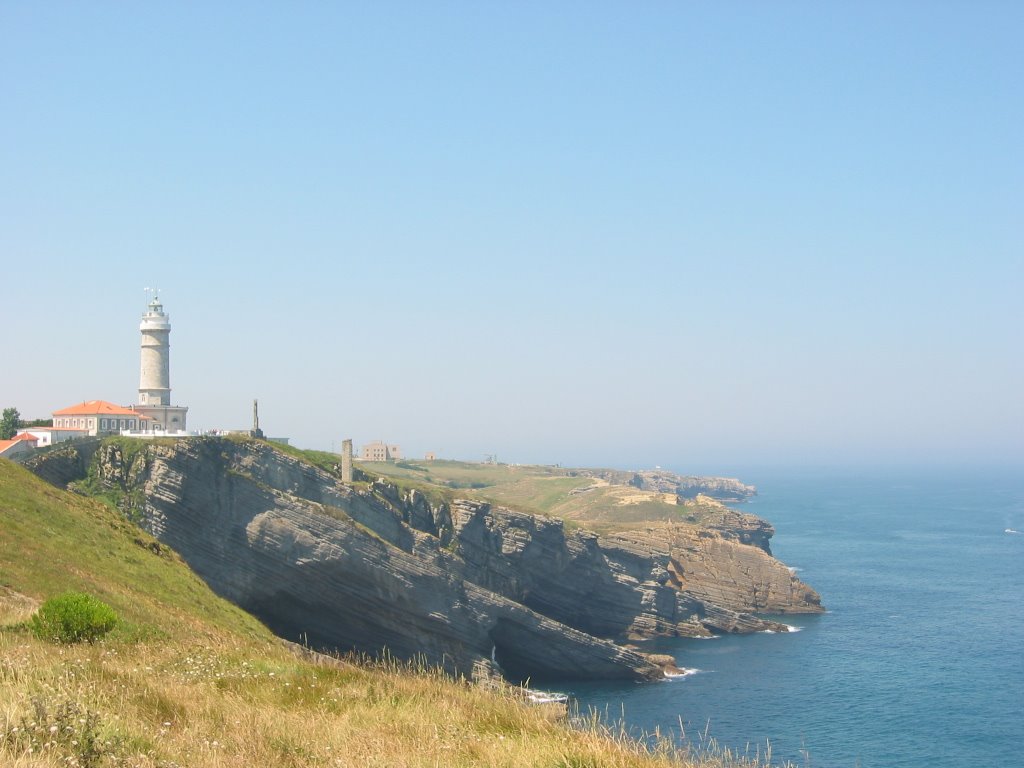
[0,457,267,643]
[0,457,762,768]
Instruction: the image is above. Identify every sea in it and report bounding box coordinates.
[561,467,1024,768]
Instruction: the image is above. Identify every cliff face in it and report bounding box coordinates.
[582,468,757,502]
[30,438,822,682]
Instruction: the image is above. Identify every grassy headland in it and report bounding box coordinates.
[356,458,735,532]
[0,455,777,767]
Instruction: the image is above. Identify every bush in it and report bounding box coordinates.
[30,591,118,643]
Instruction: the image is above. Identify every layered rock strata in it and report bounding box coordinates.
[31,438,822,681]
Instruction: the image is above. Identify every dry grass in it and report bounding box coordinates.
[0,631,775,768]
[0,588,39,627]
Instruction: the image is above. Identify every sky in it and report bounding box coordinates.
[2,2,1021,470]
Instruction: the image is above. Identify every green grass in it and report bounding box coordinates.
[471,475,596,514]
[0,457,270,643]
[358,459,567,488]
[260,438,343,475]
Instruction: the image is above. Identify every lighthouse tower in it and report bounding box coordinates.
[135,294,188,432]
[139,295,171,406]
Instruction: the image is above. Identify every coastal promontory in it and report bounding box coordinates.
[26,437,822,682]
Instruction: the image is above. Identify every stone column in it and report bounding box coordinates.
[341,439,353,483]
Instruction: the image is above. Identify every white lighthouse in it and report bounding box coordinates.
[135,294,188,432]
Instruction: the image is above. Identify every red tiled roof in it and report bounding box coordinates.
[52,400,140,416]
[0,438,32,454]
[13,433,38,443]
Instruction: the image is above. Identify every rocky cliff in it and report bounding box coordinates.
[582,468,757,502]
[28,438,822,682]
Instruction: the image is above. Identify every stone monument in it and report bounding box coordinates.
[341,439,353,483]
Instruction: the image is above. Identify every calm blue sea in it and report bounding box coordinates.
[565,467,1024,768]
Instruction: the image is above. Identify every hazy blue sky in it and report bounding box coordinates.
[3,3,1021,470]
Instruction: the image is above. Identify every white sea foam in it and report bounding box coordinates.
[787,566,802,573]
[1005,528,1020,535]
[663,667,700,679]
[525,690,568,704]
[760,624,802,634]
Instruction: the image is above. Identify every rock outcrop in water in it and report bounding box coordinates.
[28,438,822,681]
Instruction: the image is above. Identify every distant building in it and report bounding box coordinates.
[52,400,152,436]
[16,427,88,447]
[424,452,436,461]
[0,432,38,458]
[361,441,401,461]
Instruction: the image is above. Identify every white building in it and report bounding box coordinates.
[361,441,402,461]
[51,400,151,436]
[16,426,88,446]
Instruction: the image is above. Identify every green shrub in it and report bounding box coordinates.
[30,591,118,643]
